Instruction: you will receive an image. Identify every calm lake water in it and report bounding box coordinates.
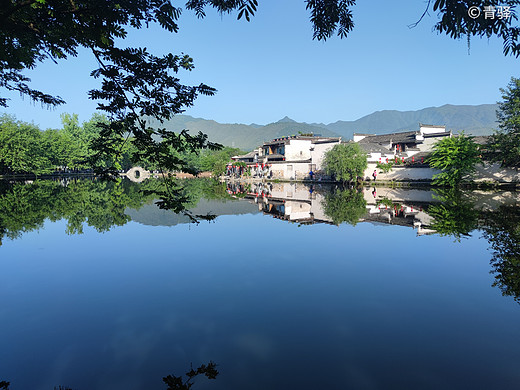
[1,179,519,390]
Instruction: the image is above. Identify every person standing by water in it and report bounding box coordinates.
[372,169,377,181]
[309,170,314,180]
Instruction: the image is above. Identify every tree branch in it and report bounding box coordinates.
[408,0,432,29]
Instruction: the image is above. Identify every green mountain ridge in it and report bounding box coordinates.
[324,104,498,139]
[148,104,498,150]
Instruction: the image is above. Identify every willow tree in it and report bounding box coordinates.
[324,143,367,183]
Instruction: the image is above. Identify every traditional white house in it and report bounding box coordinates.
[354,124,451,164]
[229,125,452,181]
[231,135,342,180]
[354,124,452,180]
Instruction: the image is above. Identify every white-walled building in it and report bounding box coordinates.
[231,135,342,180]
[354,124,451,164]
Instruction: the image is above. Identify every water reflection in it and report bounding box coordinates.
[225,180,520,303]
[481,204,520,302]
[1,178,519,302]
[0,178,232,245]
[2,178,520,389]
[2,361,219,390]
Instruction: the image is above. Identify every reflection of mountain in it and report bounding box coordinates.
[125,198,260,226]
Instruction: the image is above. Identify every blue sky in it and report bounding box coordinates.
[1,0,518,129]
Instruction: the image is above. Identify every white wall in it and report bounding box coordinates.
[420,125,446,134]
[310,141,341,171]
[473,162,520,183]
[364,162,520,183]
[365,163,441,181]
[270,162,313,180]
[417,136,444,153]
[285,140,312,161]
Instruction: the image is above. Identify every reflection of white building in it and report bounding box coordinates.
[232,135,342,180]
[361,187,438,235]
[232,182,439,235]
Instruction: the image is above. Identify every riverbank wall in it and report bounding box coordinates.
[364,162,520,185]
[223,162,520,189]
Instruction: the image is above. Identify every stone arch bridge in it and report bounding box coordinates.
[123,167,151,183]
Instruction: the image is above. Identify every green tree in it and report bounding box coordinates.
[0,115,51,174]
[487,77,520,167]
[324,143,367,183]
[41,129,75,169]
[321,187,367,226]
[428,132,480,186]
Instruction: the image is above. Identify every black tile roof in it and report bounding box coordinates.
[358,131,418,145]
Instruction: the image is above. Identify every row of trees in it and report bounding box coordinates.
[0,113,102,175]
[0,114,242,176]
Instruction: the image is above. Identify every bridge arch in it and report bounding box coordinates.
[125,166,151,183]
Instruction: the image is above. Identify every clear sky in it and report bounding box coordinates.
[1,0,518,129]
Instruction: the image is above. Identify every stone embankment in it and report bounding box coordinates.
[223,162,520,189]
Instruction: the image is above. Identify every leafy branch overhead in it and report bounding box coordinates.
[431,0,520,56]
[2,1,519,109]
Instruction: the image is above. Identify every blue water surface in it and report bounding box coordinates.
[0,212,519,390]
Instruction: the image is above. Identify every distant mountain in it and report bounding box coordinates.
[147,115,338,150]
[323,104,498,139]
[276,116,297,123]
[146,104,498,150]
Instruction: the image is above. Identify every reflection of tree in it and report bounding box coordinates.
[0,178,231,245]
[1,361,218,390]
[322,187,366,226]
[481,205,520,303]
[428,189,479,241]
[163,361,218,390]
[428,189,520,303]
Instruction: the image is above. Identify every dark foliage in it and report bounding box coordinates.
[163,361,219,390]
[487,77,520,167]
[481,205,520,302]
[432,0,520,57]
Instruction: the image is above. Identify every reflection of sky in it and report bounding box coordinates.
[1,215,519,390]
